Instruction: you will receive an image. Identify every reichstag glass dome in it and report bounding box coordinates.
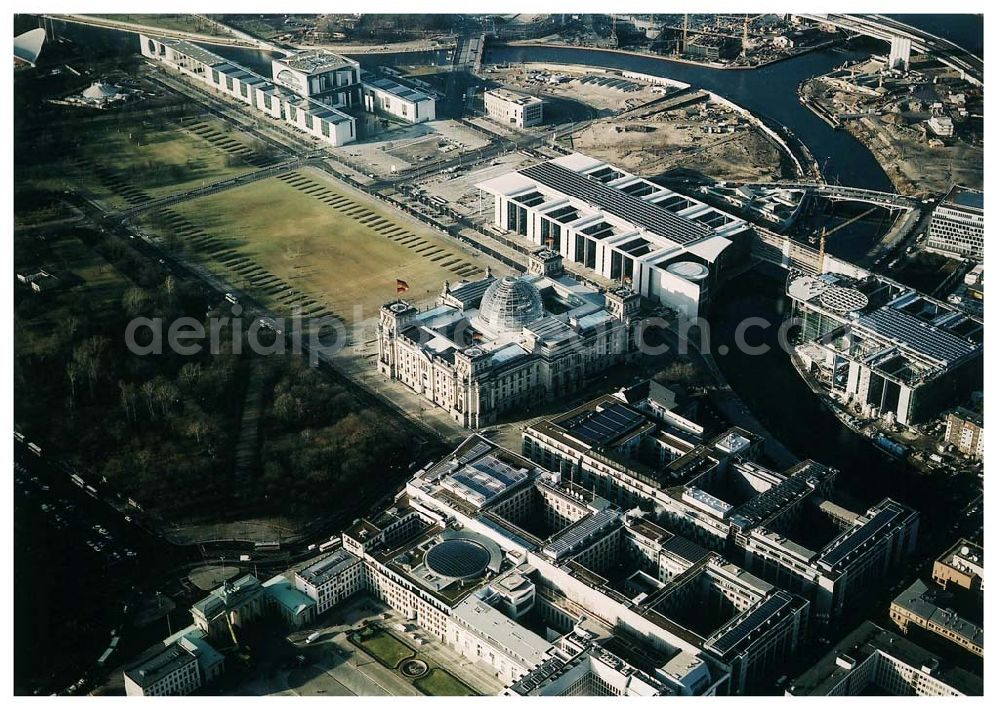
[476,275,544,333]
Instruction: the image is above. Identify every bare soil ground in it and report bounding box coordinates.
[570,118,783,181]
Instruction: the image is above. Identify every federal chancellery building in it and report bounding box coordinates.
[139,35,437,147]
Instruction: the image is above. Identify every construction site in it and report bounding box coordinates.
[800,56,984,196]
[506,14,839,68]
[480,63,790,181]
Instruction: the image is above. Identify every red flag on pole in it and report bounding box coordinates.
[396,278,410,294]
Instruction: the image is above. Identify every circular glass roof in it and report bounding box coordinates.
[819,286,869,314]
[476,276,543,333]
[424,538,491,579]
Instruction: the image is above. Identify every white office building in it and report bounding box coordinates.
[522,391,919,630]
[787,621,982,696]
[294,547,366,615]
[335,434,812,694]
[140,35,357,146]
[362,71,437,123]
[485,88,544,127]
[789,272,983,426]
[123,627,224,697]
[477,153,752,319]
[926,185,984,261]
[270,49,361,109]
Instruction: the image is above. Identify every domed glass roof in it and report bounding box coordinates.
[83,82,119,99]
[476,276,543,333]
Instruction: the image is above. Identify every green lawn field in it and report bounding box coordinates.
[414,668,476,696]
[352,629,415,669]
[72,117,259,209]
[155,167,484,322]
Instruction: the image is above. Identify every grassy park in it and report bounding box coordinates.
[348,628,478,696]
[350,628,416,669]
[15,70,429,527]
[146,167,485,322]
[69,116,266,209]
[17,105,270,213]
[414,669,476,696]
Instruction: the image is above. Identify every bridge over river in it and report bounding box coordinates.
[794,13,983,86]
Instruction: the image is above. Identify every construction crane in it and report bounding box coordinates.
[742,14,765,57]
[680,14,688,55]
[817,226,827,273]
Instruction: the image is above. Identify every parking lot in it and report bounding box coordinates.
[343,119,491,179]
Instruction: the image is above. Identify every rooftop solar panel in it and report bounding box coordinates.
[543,508,619,560]
[818,505,902,568]
[443,452,529,506]
[857,309,977,365]
[457,439,492,464]
[451,473,497,500]
[424,538,491,578]
[564,403,647,446]
[521,163,711,245]
[472,456,526,487]
[733,475,811,524]
[660,535,710,564]
[706,593,791,656]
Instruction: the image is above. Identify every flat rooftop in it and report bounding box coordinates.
[296,547,361,587]
[560,400,649,447]
[855,308,979,366]
[275,48,357,74]
[154,36,226,68]
[788,621,983,696]
[486,88,543,105]
[124,639,196,688]
[453,594,552,666]
[937,537,984,575]
[816,501,912,571]
[892,579,983,647]
[789,272,983,372]
[520,161,711,245]
[704,591,801,659]
[941,185,984,212]
[442,452,532,508]
[362,71,434,104]
[153,37,354,125]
